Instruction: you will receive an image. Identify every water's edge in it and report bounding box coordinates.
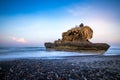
[0,47,120,60]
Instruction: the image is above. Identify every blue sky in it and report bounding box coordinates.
[0,0,120,47]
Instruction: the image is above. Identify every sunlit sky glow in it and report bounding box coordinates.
[0,0,120,47]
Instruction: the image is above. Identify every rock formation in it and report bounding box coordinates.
[45,23,110,54]
[55,23,93,43]
[62,26,93,42]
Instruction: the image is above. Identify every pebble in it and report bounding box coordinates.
[0,67,2,70]
[0,57,120,80]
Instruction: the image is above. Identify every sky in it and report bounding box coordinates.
[0,0,120,47]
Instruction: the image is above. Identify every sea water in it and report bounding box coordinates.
[0,47,120,60]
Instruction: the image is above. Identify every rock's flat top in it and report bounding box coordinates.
[45,42,110,54]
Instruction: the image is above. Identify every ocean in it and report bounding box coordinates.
[0,47,120,60]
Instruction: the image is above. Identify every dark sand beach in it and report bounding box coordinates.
[0,55,120,80]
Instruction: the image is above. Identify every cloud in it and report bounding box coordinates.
[11,36,27,43]
[68,9,79,16]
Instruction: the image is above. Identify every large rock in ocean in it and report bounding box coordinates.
[62,25,93,42]
[45,23,110,54]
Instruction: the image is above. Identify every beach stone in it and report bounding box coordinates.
[0,67,2,70]
[0,56,120,80]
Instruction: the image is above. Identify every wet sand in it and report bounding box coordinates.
[0,55,120,80]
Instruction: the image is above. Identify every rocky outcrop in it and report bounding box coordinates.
[62,26,93,42]
[45,23,110,54]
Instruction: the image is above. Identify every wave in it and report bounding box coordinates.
[0,47,120,55]
[109,48,120,50]
[0,47,45,53]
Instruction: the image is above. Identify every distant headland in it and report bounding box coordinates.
[45,23,110,54]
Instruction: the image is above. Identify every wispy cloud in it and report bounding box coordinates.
[68,9,79,16]
[11,36,27,43]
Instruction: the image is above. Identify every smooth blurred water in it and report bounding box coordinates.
[105,48,120,55]
[0,47,120,60]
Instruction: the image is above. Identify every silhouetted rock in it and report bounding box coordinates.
[45,23,110,54]
[79,23,84,27]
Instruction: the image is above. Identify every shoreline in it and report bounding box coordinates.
[0,55,120,61]
[0,55,120,80]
